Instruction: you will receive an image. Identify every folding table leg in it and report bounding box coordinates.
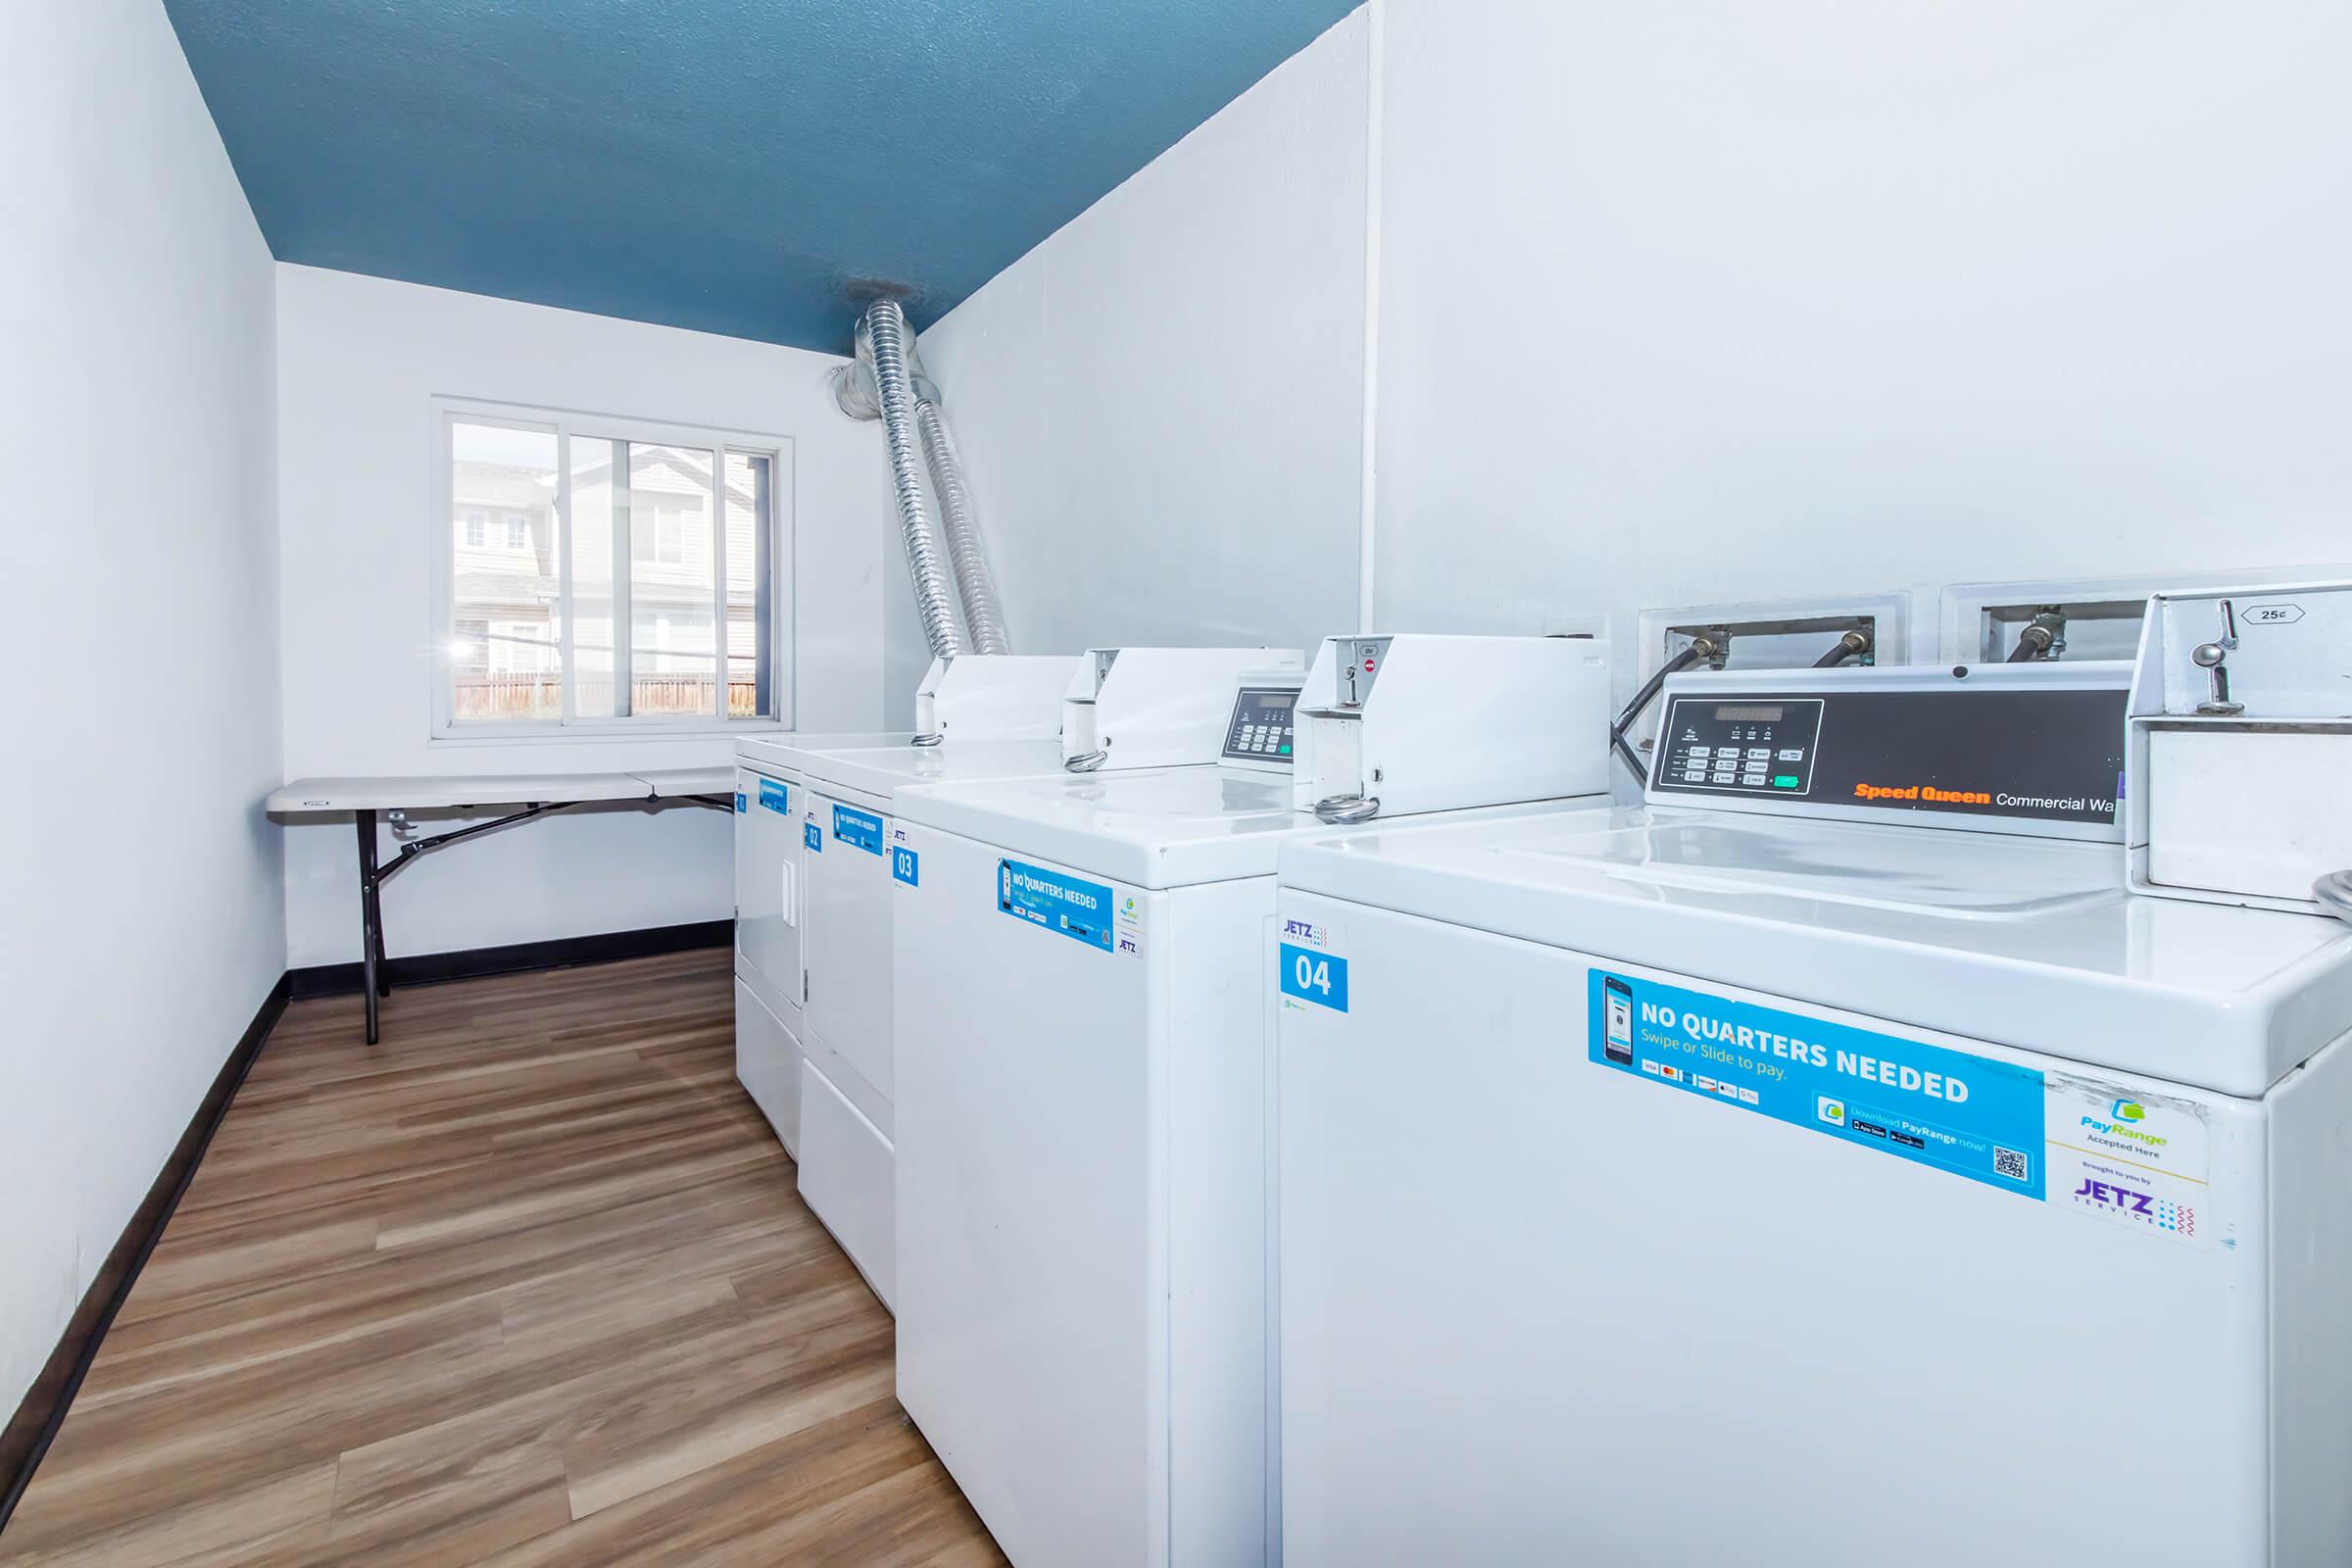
[372,888,391,998]
[356,809,382,1046]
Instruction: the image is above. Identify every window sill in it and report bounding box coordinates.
[429,721,788,747]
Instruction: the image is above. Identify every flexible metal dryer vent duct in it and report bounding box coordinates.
[914,401,1009,654]
[834,299,1010,658]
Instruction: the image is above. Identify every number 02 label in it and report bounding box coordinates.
[1279,943,1348,1012]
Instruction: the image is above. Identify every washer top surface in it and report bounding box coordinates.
[894,765,1302,888]
[1280,807,2352,1097]
[736,730,917,778]
[788,738,1069,807]
[900,767,1597,890]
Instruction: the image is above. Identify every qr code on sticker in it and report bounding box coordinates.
[1993,1147,2030,1181]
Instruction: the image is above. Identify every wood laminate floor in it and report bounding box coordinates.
[0,950,1004,1567]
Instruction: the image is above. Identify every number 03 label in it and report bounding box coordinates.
[1279,942,1349,1012]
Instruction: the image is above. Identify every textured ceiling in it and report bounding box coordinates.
[165,0,1357,353]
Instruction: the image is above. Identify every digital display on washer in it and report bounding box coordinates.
[1222,686,1299,761]
[1651,687,2129,824]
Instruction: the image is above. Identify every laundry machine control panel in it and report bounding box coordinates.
[1655,698,1823,796]
[1222,685,1301,765]
[1646,663,2132,840]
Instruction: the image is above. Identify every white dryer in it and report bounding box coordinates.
[891,633,1614,1568]
[730,750,812,1152]
[782,737,1083,1309]
[1274,662,2352,1566]
[733,653,1075,1156]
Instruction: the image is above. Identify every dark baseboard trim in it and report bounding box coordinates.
[286,918,732,1000]
[0,973,291,1535]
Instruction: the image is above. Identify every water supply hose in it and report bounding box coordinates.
[2007,621,2058,662]
[1812,628,1872,667]
[861,300,964,662]
[1611,636,1720,782]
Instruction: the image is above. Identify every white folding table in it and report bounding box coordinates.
[265,767,734,1043]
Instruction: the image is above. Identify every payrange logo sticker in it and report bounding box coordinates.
[2046,1078,2210,1250]
[1113,894,1146,958]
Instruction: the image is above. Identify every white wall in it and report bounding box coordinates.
[892,10,1372,710]
[1372,0,2352,659]
[0,0,284,1416]
[904,0,2351,701]
[274,268,893,966]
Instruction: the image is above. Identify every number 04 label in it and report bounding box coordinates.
[1279,942,1349,1012]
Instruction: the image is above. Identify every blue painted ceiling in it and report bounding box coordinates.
[165,0,1356,354]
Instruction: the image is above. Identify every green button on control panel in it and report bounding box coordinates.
[1773,775,1800,789]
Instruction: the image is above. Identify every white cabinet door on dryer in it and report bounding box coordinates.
[733,766,805,1152]
[894,820,1159,1568]
[804,789,898,1129]
[733,767,805,1035]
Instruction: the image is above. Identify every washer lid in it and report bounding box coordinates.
[893,765,1305,888]
[1279,807,2352,1098]
[735,730,916,779]
[898,768,1586,888]
[1547,814,2123,919]
[794,738,1067,807]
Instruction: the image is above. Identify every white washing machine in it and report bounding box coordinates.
[1274,662,2352,1566]
[780,647,1309,1310]
[891,633,1614,1568]
[733,653,1076,1158]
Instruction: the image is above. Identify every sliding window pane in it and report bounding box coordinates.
[569,437,621,718]
[724,452,770,718]
[450,422,560,721]
[627,443,716,716]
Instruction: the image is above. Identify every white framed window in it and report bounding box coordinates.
[432,401,793,737]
